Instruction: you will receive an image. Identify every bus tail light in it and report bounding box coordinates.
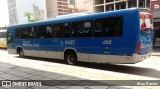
[137,41,141,55]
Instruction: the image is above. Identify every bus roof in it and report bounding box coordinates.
[8,8,140,28]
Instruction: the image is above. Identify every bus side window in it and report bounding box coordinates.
[84,21,93,37]
[107,19,115,37]
[53,23,70,38]
[58,23,68,38]
[64,23,70,38]
[16,28,26,39]
[71,21,83,37]
[71,22,77,37]
[53,26,61,38]
[46,25,53,38]
[77,22,83,37]
[71,20,93,38]
[26,27,37,38]
[95,16,123,37]
[95,19,106,37]
[37,25,48,38]
[16,28,20,39]
[115,19,123,37]
[52,26,56,38]
[23,29,29,38]
[95,22,104,37]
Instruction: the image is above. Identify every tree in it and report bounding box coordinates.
[29,18,39,22]
[24,11,39,22]
[24,11,32,22]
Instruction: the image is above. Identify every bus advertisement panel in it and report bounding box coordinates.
[140,12,153,55]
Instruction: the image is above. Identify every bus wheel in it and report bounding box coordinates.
[65,52,77,65]
[19,49,24,58]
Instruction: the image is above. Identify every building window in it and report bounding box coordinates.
[128,0,137,8]
[147,0,150,8]
[116,2,126,10]
[106,5,114,11]
[95,0,104,5]
[105,0,114,3]
[139,0,145,8]
[95,6,104,12]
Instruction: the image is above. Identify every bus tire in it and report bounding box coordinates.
[19,49,24,58]
[65,52,77,65]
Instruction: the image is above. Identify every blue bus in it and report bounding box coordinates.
[7,8,153,65]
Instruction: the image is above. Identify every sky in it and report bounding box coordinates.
[0,0,9,27]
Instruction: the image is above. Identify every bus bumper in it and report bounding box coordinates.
[133,52,152,63]
[7,48,17,55]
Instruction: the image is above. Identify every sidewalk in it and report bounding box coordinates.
[0,62,133,89]
[0,49,160,89]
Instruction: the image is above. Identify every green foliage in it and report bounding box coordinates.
[24,11,39,23]
[29,19,39,22]
[24,11,32,22]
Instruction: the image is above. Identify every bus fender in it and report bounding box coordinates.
[63,48,78,60]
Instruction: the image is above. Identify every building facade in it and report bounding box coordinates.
[151,0,160,47]
[7,0,18,25]
[46,0,68,18]
[94,0,150,13]
[68,0,94,14]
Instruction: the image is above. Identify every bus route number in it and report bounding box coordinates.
[65,40,75,45]
[61,40,75,46]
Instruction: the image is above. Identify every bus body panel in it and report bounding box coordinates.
[7,8,153,64]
